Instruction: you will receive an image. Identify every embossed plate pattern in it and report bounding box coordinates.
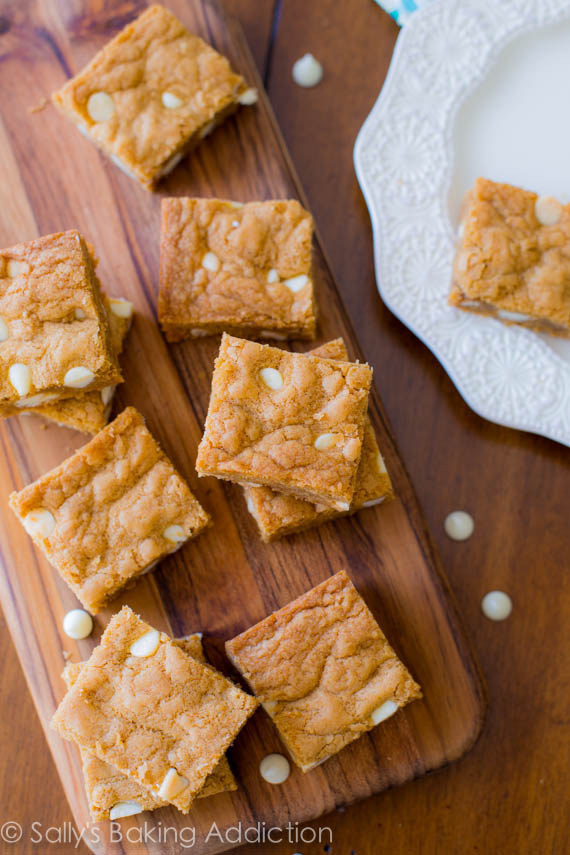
[355,0,570,447]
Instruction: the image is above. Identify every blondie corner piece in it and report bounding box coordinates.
[52,607,257,813]
[0,231,121,417]
[63,634,237,821]
[243,338,393,540]
[158,198,317,341]
[450,177,570,336]
[52,4,256,189]
[9,407,209,613]
[196,335,372,511]
[27,294,133,434]
[226,570,421,772]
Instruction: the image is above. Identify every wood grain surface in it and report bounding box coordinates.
[0,2,567,855]
[0,1,485,854]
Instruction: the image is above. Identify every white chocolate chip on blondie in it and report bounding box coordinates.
[371,699,399,724]
[0,317,9,341]
[535,195,562,226]
[129,629,160,658]
[87,92,115,122]
[267,269,280,284]
[161,91,183,109]
[9,363,31,396]
[109,297,134,319]
[163,524,186,543]
[314,432,335,450]
[109,801,143,821]
[260,367,283,390]
[158,768,189,801]
[64,367,95,388]
[202,252,220,273]
[23,508,55,538]
[7,260,30,278]
[283,274,309,293]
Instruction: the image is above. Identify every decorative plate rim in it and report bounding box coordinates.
[354,0,570,447]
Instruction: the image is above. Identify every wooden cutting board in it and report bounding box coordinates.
[0,1,486,853]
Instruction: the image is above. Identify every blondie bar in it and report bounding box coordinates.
[27,295,132,434]
[52,607,257,813]
[243,339,392,540]
[450,177,570,335]
[63,634,236,821]
[196,335,372,511]
[226,570,421,772]
[52,5,256,189]
[0,231,121,416]
[158,198,317,341]
[9,407,209,613]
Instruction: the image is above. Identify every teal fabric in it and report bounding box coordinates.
[374,0,436,25]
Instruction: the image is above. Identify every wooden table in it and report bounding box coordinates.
[0,1,567,853]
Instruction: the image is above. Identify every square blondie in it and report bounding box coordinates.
[226,570,421,772]
[196,335,372,511]
[158,198,317,341]
[9,407,209,613]
[243,339,393,540]
[52,607,257,813]
[52,5,256,189]
[450,177,570,336]
[0,231,121,416]
[27,295,132,434]
[63,634,237,821]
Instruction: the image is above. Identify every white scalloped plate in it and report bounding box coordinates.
[355,0,570,446]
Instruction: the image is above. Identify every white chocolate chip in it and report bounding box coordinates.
[496,309,533,323]
[260,367,283,390]
[361,497,386,508]
[267,269,280,284]
[377,452,387,474]
[238,87,258,106]
[87,91,115,122]
[481,590,512,621]
[229,202,244,209]
[163,524,186,543]
[444,510,474,541]
[0,316,8,341]
[337,501,350,511]
[231,220,240,228]
[161,91,183,109]
[314,432,335,450]
[100,385,115,406]
[283,274,309,293]
[202,252,220,273]
[23,508,55,538]
[190,329,209,338]
[63,609,93,640]
[109,801,143,821]
[292,54,323,88]
[246,494,256,515]
[109,297,134,319]
[371,699,399,724]
[343,438,360,461]
[64,367,95,388]
[9,363,31,396]
[259,754,290,784]
[7,260,30,277]
[74,308,86,319]
[156,150,184,178]
[14,392,59,408]
[158,768,189,801]
[129,629,160,658]
[534,195,562,226]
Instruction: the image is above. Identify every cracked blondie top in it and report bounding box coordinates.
[196,335,372,511]
[9,407,209,613]
[63,634,236,821]
[52,607,257,813]
[0,231,121,417]
[158,198,317,341]
[26,294,132,434]
[226,571,421,772]
[52,5,255,189]
[450,177,570,335]
[243,339,393,541]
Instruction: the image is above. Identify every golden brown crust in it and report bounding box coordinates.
[52,607,257,813]
[28,295,132,434]
[0,231,121,415]
[243,339,393,540]
[52,5,250,188]
[451,177,570,334]
[196,335,372,511]
[63,634,236,820]
[159,198,317,340]
[226,571,421,772]
[9,407,209,613]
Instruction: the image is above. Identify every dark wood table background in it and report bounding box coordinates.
[0,1,568,853]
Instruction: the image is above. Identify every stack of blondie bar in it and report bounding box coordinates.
[52,606,258,819]
[0,230,133,434]
[195,333,393,540]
